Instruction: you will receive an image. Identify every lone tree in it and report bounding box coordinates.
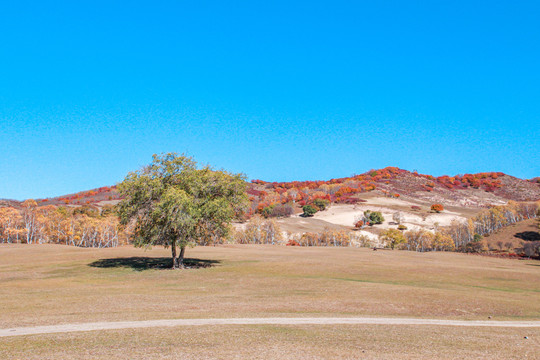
[117,153,248,268]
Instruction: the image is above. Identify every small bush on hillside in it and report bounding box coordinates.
[364,210,384,225]
[431,204,444,213]
[411,206,421,211]
[522,241,540,258]
[397,224,408,231]
[261,206,274,218]
[262,204,294,218]
[392,212,402,225]
[312,198,330,211]
[302,205,318,217]
[458,234,485,253]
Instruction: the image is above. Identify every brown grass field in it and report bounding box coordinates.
[484,218,540,249]
[1,244,539,358]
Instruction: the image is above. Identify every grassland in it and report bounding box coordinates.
[1,244,539,358]
[2,324,539,359]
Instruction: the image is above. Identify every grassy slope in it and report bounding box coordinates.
[484,218,540,249]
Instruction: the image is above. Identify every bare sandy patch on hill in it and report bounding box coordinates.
[313,202,466,231]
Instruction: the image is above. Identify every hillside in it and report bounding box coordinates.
[1,167,539,253]
[5,167,539,212]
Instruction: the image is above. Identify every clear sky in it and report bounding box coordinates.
[1,1,539,200]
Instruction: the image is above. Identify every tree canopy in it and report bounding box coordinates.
[380,228,405,250]
[117,153,248,268]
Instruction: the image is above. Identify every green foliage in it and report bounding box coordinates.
[312,198,330,211]
[261,205,275,218]
[302,205,318,217]
[364,210,384,225]
[397,224,408,231]
[473,233,483,242]
[117,153,248,268]
[100,205,115,217]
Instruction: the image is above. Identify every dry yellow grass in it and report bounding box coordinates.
[1,325,539,359]
[1,243,539,327]
[1,243,540,358]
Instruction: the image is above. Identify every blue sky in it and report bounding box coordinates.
[1,1,539,200]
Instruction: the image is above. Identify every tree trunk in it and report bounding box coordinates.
[178,246,186,267]
[171,241,179,269]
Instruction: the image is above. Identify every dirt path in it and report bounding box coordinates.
[1,317,539,337]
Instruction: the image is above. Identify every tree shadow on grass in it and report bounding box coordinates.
[514,231,540,241]
[89,257,220,271]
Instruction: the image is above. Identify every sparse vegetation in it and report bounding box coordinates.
[287,228,373,247]
[231,216,283,245]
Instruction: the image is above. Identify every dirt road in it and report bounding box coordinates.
[1,317,539,338]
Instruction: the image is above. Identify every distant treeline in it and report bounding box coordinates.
[0,200,124,247]
[0,199,538,252]
[446,201,538,251]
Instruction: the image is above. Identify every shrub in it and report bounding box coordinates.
[522,241,540,258]
[261,206,274,218]
[312,198,330,211]
[261,204,294,218]
[302,205,318,217]
[461,241,485,253]
[365,210,384,225]
[431,204,444,213]
[459,233,485,253]
[397,225,408,231]
[411,205,421,211]
[269,204,294,218]
[286,239,300,246]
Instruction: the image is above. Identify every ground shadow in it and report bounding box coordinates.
[89,257,220,271]
[514,231,540,241]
